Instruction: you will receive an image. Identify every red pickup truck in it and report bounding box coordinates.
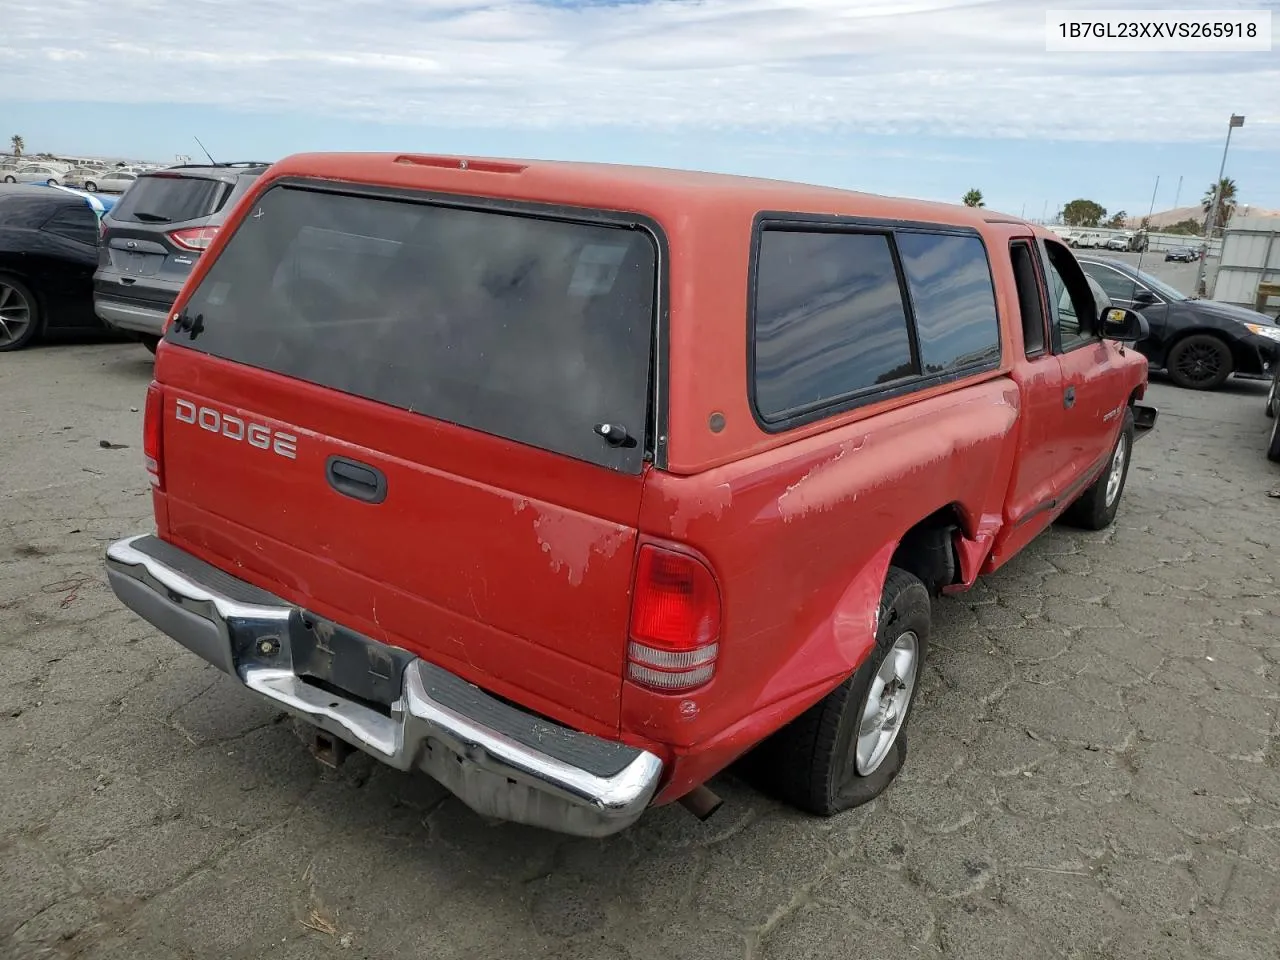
[104,154,1158,837]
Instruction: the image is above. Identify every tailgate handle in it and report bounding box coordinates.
[325,456,387,504]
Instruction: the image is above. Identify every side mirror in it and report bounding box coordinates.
[1132,290,1157,306]
[1100,306,1149,343]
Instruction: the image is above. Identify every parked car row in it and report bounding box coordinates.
[1,157,161,193]
[1063,230,1148,252]
[0,162,269,352]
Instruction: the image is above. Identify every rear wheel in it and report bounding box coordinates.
[1167,334,1233,390]
[0,274,40,352]
[745,567,929,815]
[84,181,98,192]
[1061,408,1134,530]
[1268,405,1280,463]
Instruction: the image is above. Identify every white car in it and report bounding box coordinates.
[82,170,138,194]
[1,163,64,186]
[62,165,109,188]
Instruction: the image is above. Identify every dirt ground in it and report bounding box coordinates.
[3,340,1279,960]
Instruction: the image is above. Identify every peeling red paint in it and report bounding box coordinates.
[532,510,630,587]
[669,482,733,537]
[776,436,866,522]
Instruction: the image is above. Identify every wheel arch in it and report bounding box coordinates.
[889,504,964,596]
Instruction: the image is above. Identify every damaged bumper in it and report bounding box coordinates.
[104,534,663,837]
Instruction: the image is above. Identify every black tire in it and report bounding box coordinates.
[1166,334,1233,390]
[744,567,930,815]
[1267,405,1280,463]
[85,181,98,192]
[139,334,160,354]
[1061,408,1135,530]
[1265,371,1278,419]
[0,273,41,352]
[2,175,14,184]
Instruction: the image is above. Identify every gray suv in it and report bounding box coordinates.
[93,162,268,350]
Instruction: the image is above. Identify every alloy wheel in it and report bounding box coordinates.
[1105,434,1128,507]
[1174,342,1224,387]
[854,630,919,776]
[0,281,33,347]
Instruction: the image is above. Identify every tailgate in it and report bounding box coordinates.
[153,180,660,733]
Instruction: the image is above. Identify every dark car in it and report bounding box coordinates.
[1164,246,1198,263]
[0,184,106,351]
[1078,255,1280,390]
[93,162,268,351]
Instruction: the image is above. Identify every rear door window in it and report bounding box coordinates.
[169,184,659,474]
[41,203,98,245]
[752,229,915,421]
[110,175,229,224]
[1009,240,1047,357]
[896,232,1000,373]
[751,224,1001,427]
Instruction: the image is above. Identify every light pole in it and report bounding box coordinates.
[1196,114,1244,296]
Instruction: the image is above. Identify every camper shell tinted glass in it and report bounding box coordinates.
[750,218,1001,430]
[166,182,660,473]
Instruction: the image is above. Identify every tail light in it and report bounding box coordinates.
[627,544,721,692]
[143,381,165,490]
[167,226,219,251]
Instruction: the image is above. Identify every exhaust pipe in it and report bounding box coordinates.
[677,784,723,821]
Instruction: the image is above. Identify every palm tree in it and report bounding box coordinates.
[1201,177,1238,232]
[9,134,23,157]
[962,188,985,208]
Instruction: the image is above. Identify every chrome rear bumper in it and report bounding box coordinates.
[104,534,662,837]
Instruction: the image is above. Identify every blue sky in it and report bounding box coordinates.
[4,0,1279,220]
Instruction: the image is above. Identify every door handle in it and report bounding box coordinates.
[1063,386,1076,409]
[325,455,387,504]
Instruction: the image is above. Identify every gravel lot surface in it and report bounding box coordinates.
[3,336,1279,960]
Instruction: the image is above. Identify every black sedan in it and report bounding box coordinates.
[1078,255,1280,390]
[0,184,106,351]
[1164,246,1199,263]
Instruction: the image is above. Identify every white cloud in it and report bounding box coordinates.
[4,0,1278,145]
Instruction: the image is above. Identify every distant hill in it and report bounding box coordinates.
[1128,204,1280,229]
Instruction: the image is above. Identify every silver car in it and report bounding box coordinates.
[82,170,138,194]
[62,166,109,188]
[1,164,64,186]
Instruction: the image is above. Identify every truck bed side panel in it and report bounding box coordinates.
[628,376,1020,769]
